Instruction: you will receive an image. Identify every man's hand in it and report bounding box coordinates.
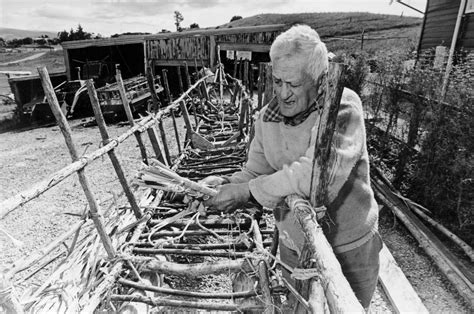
[199,175,230,187]
[204,182,250,213]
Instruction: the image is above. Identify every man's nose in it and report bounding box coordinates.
[280,83,292,100]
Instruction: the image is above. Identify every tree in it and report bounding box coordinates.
[230,15,242,22]
[174,11,184,32]
[189,23,199,29]
[57,24,93,42]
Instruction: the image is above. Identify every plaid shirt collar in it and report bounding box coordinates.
[262,72,327,126]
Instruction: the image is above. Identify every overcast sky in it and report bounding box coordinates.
[0,0,426,36]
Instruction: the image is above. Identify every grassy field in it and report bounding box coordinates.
[219,12,422,37]
[0,50,65,95]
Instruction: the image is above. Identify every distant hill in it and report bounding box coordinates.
[0,27,57,41]
[218,12,422,38]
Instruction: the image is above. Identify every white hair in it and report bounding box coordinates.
[270,25,328,82]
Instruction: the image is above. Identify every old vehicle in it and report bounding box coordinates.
[29,79,92,122]
[96,74,164,120]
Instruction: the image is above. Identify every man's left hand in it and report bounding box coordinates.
[204,183,250,213]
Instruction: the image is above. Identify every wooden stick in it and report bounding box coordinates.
[134,240,272,250]
[109,294,263,311]
[86,80,142,219]
[141,229,273,239]
[249,62,254,98]
[177,66,184,94]
[136,258,250,276]
[406,197,474,262]
[287,195,363,312]
[372,180,474,307]
[257,62,265,110]
[183,61,192,90]
[145,66,161,110]
[170,109,182,154]
[115,68,148,165]
[81,211,151,313]
[252,219,274,313]
[38,67,115,259]
[263,63,273,106]
[147,125,167,165]
[161,69,172,104]
[118,278,258,299]
[157,120,171,165]
[134,247,246,258]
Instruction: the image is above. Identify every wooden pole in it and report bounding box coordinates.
[195,58,210,101]
[263,63,273,106]
[86,80,142,219]
[291,63,364,312]
[177,66,184,94]
[157,120,171,165]
[170,109,182,154]
[257,62,265,110]
[146,66,161,110]
[183,61,192,89]
[38,66,116,259]
[243,60,249,91]
[115,68,148,165]
[110,295,263,312]
[287,196,363,313]
[249,63,254,98]
[161,69,173,104]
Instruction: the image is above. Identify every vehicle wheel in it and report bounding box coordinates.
[147,99,160,114]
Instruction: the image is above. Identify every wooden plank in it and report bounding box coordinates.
[379,245,429,314]
[372,178,474,308]
[218,42,272,53]
[151,59,210,67]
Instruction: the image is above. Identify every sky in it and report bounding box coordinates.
[0,0,426,37]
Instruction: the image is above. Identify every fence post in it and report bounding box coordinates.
[86,80,142,219]
[115,67,148,165]
[38,67,115,259]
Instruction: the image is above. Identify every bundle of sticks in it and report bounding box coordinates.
[136,161,217,201]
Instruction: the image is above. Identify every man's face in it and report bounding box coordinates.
[272,56,318,118]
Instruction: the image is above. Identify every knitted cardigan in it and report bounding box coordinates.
[229,88,378,253]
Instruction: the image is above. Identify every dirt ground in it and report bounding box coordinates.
[0,116,471,313]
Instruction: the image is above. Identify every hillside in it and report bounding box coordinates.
[0,27,57,41]
[218,12,422,38]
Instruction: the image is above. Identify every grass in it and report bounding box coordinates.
[0,51,45,64]
[219,12,422,38]
[0,50,65,73]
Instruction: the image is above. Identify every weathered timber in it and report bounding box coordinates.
[136,258,250,276]
[132,240,272,250]
[115,68,148,165]
[109,295,263,311]
[291,63,364,312]
[372,178,474,308]
[38,67,116,259]
[407,199,474,262]
[161,69,172,104]
[132,248,247,258]
[86,80,142,219]
[157,120,171,165]
[170,109,182,154]
[140,229,273,239]
[118,278,258,299]
[263,63,273,106]
[287,196,363,312]
[378,245,429,314]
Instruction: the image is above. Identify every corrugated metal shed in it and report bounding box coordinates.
[418,0,474,52]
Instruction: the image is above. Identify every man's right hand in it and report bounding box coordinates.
[199,175,230,187]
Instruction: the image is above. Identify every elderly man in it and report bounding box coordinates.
[203,25,381,309]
